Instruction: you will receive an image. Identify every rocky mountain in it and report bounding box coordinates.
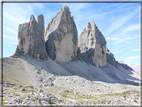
[15,15,48,60]
[1,5,141,106]
[44,5,78,63]
[78,21,107,67]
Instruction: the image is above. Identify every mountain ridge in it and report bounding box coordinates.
[3,5,140,86]
[2,5,141,106]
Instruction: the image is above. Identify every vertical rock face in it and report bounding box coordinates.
[15,15,48,60]
[106,49,117,67]
[77,47,82,60]
[44,5,78,63]
[78,21,107,67]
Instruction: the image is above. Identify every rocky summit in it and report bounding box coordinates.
[1,5,141,106]
[44,5,78,63]
[78,21,107,67]
[15,14,48,60]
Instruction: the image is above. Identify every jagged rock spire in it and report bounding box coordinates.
[15,14,48,60]
[44,5,78,63]
[78,21,107,67]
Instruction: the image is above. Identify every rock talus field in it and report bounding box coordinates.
[1,5,141,106]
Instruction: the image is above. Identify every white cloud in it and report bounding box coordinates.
[123,24,140,32]
[3,35,17,45]
[69,3,88,12]
[4,39,17,45]
[106,36,129,44]
[106,32,140,46]
[3,35,17,41]
[125,56,140,63]
[3,3,34,25]
[4,26,17,34]
[134,48,140,51]
[105,9,138,36]
[3,3,34,46]
[33,3,44,9]
[75,10,115,22]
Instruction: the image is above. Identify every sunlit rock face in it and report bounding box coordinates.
[44,5,78,63]
[78,21,107,67]
[15,14,48,60]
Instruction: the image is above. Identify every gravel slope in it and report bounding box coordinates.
[1,55,141,106]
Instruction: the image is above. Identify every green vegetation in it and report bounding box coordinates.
[59,90,95,103]
[6,89,16,94]
[39,101,42,104]
[3,101,8,105]
[13,86,19,90]
[15,94,20,96]
[3,99,8,105]
[3,76,10,82]
[21,90,29,93]
[31,99,36,102]
[30,89,37,93]
[122,90,139,96]
[104,90,140,97]
[51,101,56,104]
[58,90,140,104]
[3,74,21,85]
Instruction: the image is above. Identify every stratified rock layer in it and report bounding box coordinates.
[44,5,78,63]
[78,21,107,67]
[15,15,48,60]
[106,49,117,67]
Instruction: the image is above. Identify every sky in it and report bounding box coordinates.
[2,3,140,65]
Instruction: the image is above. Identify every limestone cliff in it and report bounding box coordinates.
[78,21,107,67]
[15,15,48,60]
[106,49,117,67]
[44,5,78,63]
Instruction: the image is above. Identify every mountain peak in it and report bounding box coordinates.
[30,14,35,21]
[79,21,107,67]
[44,5,77,63]
[86,21,96,30]
[61,5,70,12]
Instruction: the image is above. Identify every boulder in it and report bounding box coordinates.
[44,5,78,63]
[106,49,117,67]
[78,21,107,67]
[15,14,48,60]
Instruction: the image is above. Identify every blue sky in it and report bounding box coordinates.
[3,3,140,64]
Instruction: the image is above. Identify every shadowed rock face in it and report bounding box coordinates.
[44,5,78,63]
[77,47,82,60]
[118,61,133,70]
[15,14,48,60]
[106,49,117,68]
[78,21,107,67]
